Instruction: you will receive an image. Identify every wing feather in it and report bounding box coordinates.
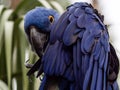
[74,8,84,17]
[90,61,98,90]
[73,44,78,82]
[50,11,69,43]
[76,40,82,69]
[43,44,58,75]
[96,68,103,90]
[83,55,94,90]
[63,20,78,46]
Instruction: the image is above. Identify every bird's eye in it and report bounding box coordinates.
[48,15,54,23]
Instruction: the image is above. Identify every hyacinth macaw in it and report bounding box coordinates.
[24,2,119,90]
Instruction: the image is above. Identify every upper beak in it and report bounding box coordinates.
[29,26,48,57]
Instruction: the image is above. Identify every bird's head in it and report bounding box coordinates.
[24,7,59,57]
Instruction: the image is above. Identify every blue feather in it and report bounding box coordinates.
[74,8,84,17]
[96,69,103,90]
[77,14,86,28]
[63,20,78,46]
[83,55,94,90]
[50,11,69,43]
[93,40,101,60]
[84,34,95,52]
[99,47,106,68]
[90,61,98,90]
[81,31,90,53]
[69,14,76,21]
[76,40,82,69]
[56,14,70,41]
[68,5,76,14]
[73,45,78,82]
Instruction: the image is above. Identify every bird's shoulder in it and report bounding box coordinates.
[50,2,106,46]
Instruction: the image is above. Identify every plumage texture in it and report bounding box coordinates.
[41,2,119,90]
[24,2,119,90]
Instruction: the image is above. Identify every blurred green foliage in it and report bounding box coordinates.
[0,0,70,90]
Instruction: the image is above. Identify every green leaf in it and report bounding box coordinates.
[49,1,64,14]
[0,9,13,90]
[0,5,5,15]
[19,19,29,90]
[55,0,71,9]
[0,7,9,54]
[4,20,14,90]
[37,0,52,8]
[9,0,44,21]
[12,18,23,90]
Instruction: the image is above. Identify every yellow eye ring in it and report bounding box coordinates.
[48,15,54,23]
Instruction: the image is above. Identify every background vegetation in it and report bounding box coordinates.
[0,0,120,90]
[0,0,70,90]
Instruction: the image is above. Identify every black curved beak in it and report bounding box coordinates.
[29,26,48,57]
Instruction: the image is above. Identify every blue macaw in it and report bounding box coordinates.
[24,2,119,90]
[24,7,59,75]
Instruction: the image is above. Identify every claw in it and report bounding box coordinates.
[39,73,44,81]
[25,59,33,68]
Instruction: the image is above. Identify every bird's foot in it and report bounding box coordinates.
[25,59,33,68]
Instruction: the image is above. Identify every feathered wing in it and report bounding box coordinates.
[40,2,119,90]
[48,2,112,90]
[58,3,109,90]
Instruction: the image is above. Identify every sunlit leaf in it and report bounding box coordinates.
[37,0,52,9]
[0,80,9,90]
[0,5,5,15]
[9,0,43,21]
[0,8,11,54]
[4,21,14,90]
[0,9,13,90]
[12,18,24,90]
[55,0,71,9]
[49,1,64,14]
